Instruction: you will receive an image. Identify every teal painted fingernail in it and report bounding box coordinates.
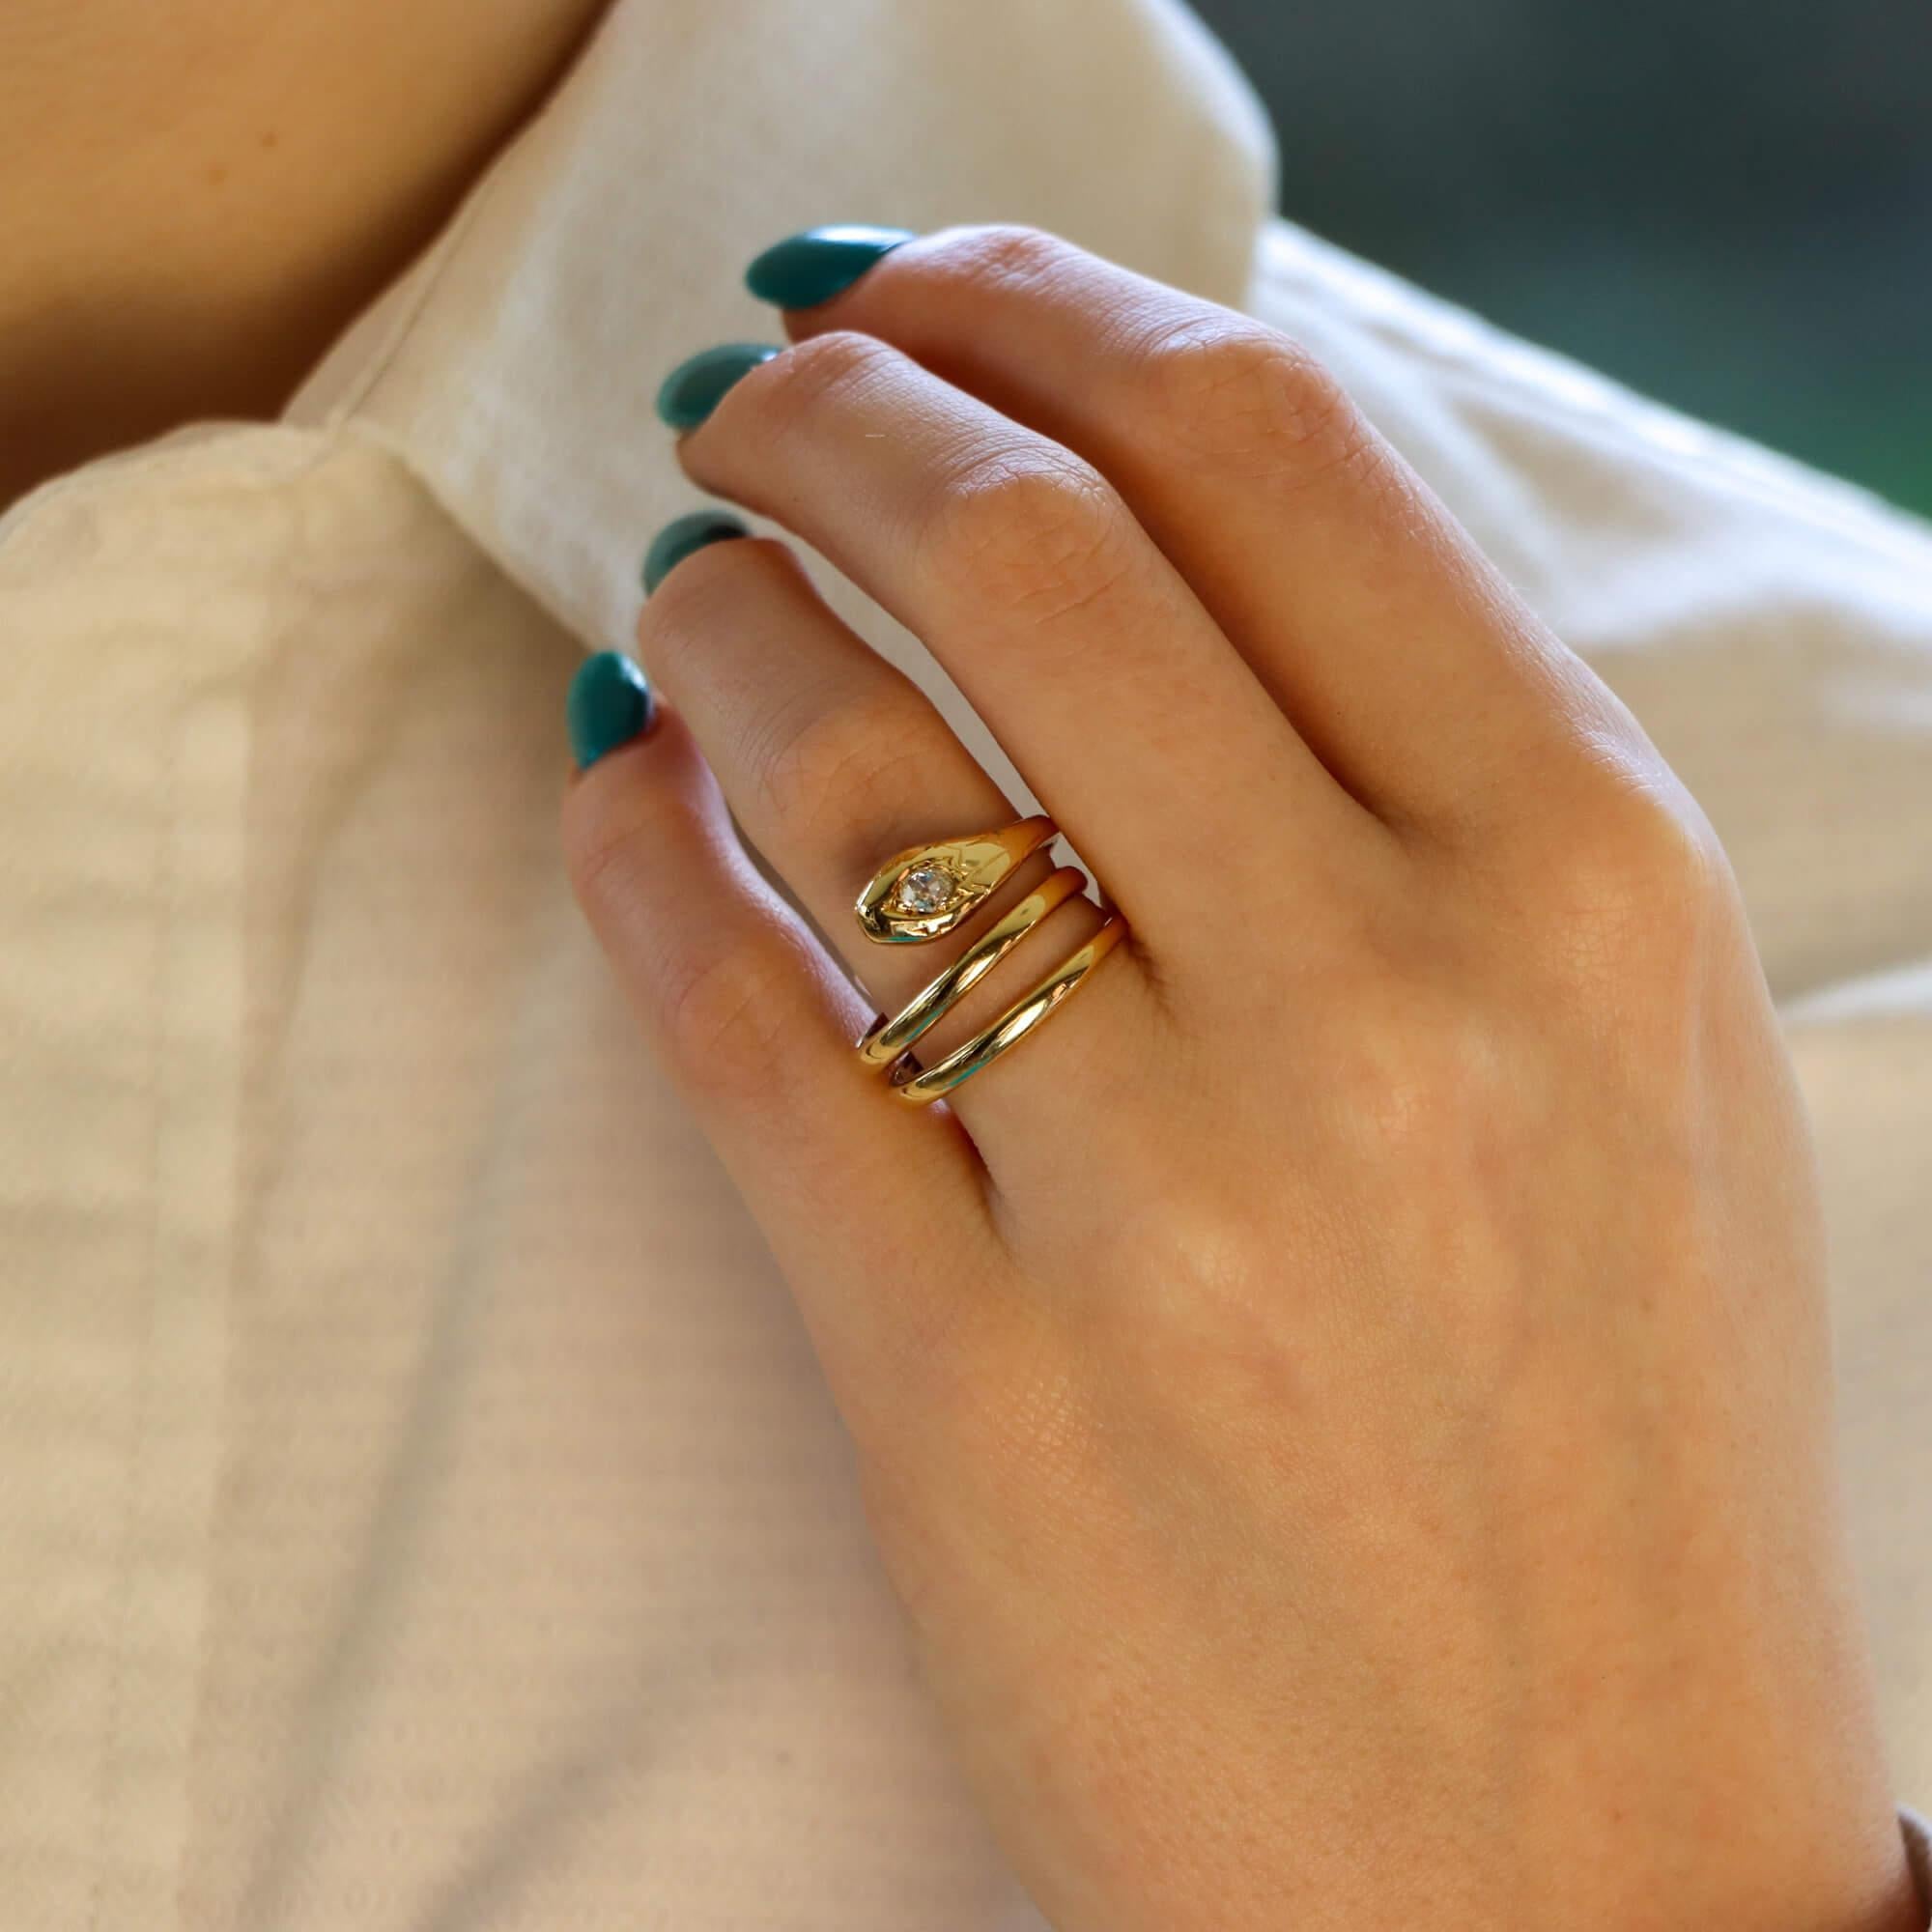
[745,225,917,308]
[568,652,654,769]
[643,510,750,594]
[655,343,779,431]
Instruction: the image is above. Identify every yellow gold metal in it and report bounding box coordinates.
[854,814,1057,945]
[857,867,1088,1069]
[886,915,1128,1105]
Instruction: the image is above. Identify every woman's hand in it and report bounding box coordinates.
[561,226,1917,1931]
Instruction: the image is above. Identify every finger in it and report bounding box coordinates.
[775,223,1637,841]
[636,533,1156,1179]
[666,329,1386,951]
[559,690,995,1392]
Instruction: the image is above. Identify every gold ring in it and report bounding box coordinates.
[885,915,1127,1104]
[857,865,1089,1068]
[851,818,1127,1105]
[854,814,1057,944]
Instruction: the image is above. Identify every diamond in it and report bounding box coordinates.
[893,861,956,915]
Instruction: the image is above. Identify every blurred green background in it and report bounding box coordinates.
[1193,0,1932,517]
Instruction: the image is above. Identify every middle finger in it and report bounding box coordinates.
[669,330,1388,962]
[636,531,1152,1167]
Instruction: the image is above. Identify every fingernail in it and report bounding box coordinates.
[655,343,779,431]
[643,509,750,594]
[744,225,917,308]
[567,651,654,770]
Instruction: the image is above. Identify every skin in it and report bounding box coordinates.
[0,0,606,509]
[562,227,1923,1929]
[8,6,1917,1920]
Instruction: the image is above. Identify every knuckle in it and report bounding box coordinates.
[916,443,1130,627]
[1063,1183,1327,1471]
[657,932,803,1106]
[1092,1191,1274,1339]
[1138,317,1374,482]
[919,222,1072,297]
[1538,767,1730,977]
[752,327,897,439]
[1326,981,1512,1169]
[638,533,785,667]
[564,781,685,933]
[742,681,935,849]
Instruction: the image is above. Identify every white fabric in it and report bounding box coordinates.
[1,1,1927,1925]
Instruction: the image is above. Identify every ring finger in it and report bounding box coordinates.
[636,528,1160,1173]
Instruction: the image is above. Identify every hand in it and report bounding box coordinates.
[561,226,1917,1931]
